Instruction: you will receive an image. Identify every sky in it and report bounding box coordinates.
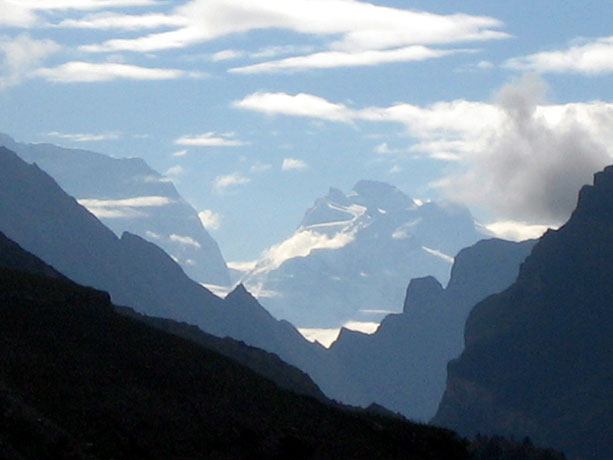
[1,0,613,263]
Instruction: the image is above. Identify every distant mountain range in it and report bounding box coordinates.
[0,231,472,460]
[329,237,536,421]
[433,165,613,460]
[0,132,230,287]
[242,180,486,328]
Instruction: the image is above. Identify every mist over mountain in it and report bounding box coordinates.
[328,238,535,421]
[0,145,340,397]
[0,232,473,460]
[0,133,230,287]
[433,165,613,460]
[242,180,486,328]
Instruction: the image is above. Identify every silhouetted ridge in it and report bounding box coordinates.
[433,166,613,460]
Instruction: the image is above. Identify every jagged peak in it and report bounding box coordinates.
[402,276,444,313]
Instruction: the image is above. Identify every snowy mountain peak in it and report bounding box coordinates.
[242,180,486,328]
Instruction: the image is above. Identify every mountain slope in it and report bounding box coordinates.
[243,180,485,328]
[0,132,229,286]
[0,234,471,460]
[0,146,336,399]
[328,238,535,421]
[433,166,613,460]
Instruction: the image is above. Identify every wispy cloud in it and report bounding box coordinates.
[77,0,507,74]
[198,209,221,230]
[164,165,184,177]
[175,131,247,147]
[46,130,120,142]
[230,46,459,73]
[34,61,206,82]
[281,157,308,171]
[58,12,187,30]
[234,92,354,122]
[505,36,613,75]
[169,233,201,248]
[78,195,173,218]
[213,172,251,193]
[0,34,60,90]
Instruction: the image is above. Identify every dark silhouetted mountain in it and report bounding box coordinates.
[0,237,471,460]
[328,238,535,421]
[0,146,338,400]
[242,180,486,328]
[433,166,613,460]
[0,230,325,401]
[0,132,229,286]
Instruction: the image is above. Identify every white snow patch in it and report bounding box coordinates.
[201,283,232,297]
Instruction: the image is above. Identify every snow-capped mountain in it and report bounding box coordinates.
[242,180,487,328]
[0,133,230,287]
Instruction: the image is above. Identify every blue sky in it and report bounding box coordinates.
[1,0,613,262]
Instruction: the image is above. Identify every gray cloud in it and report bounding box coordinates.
[440,74,611,225]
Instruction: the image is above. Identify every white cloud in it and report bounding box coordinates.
[253,229,356,274]
[79,196,173,208]
[0,34,60,90]
[169,233,201,248]
[198,209,221,230]
[175,132,247,147]
[505,36,613,75]
[58,12,187,30]
[0,1,38,26]
[79,0,508,71]
[211,49,244,61]
[17,0,156,10]
[78,195,173,219]
[236,78,613,227]
[436,74,613,224]
[213,172,251,193]
[164,165,184,176]
[281,157,308,171]
[34,61,205,82]
[485,220,551,241]
[230,45,458,73]
[46,130,120,142]
[250,161,272,173]
[298,328,341,347]
[171,149,188,157]
[343,321,379,334]
[234,92,354,122]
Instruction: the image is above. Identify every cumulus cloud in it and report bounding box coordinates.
[213,172,251,193]
[34,61,204,82]
[0,1,38,26]
[505,36,613,75]
[281,158,308,171]
[175,132,247,147]
[198,209,221,230]
[0,34,60,90]
[164,165,184,177]
[485,220,551,241]
[438,74,612,224]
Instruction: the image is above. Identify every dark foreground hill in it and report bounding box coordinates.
[433,165,613,460]
[0,234,470,460]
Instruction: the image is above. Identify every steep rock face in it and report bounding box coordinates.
[0,146,334,398]
[433,166,613,460]
[243,180,485,328]
[0,133,229,286]
[329,238,535,421]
